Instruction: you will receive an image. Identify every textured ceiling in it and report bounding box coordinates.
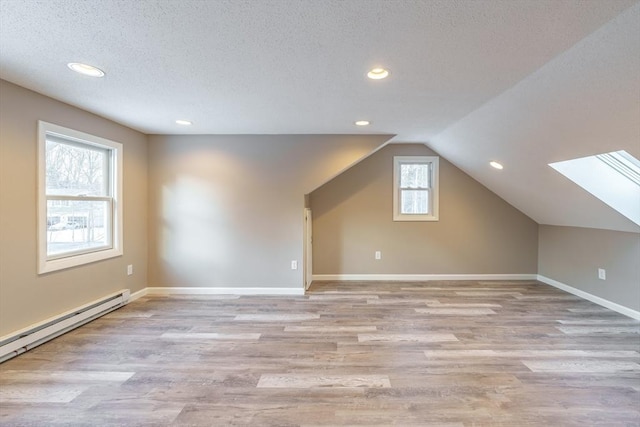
[1,0,639,232]
[0,0,636,139]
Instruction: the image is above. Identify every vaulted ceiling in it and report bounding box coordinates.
[1,0,638,232]
[431,3,640,233]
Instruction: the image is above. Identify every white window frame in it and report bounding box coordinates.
[393,156,439,221]
[38,121,123,274]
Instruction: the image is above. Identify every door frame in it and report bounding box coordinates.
[303,208,313,290]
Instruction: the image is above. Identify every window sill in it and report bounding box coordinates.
[393,214,439,222]
[38,247,122,274]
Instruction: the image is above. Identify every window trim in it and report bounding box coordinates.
[393,156,439,222]
[38,121,123,274]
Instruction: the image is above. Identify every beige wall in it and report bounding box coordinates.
[147,134,390,288]
[0,80,148,335]
[538,225,640,311]
[310,144,539,275]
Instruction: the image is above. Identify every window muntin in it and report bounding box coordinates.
[38,121,123,273]
[393,156,439,221]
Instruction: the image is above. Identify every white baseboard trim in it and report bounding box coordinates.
[537,275,640,320]
[312,274,538,281]
[145,287,305,296]
[128,288,148,302]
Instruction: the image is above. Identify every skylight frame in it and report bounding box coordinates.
[595,151,640,186]
[549,150,640,226]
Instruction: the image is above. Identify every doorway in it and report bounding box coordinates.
[303,208,312,290]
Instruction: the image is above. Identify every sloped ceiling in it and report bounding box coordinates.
[430,3,640,233]
[0,0,638,232]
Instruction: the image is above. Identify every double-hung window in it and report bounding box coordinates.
[393,156,439,221]
[38,121,123,273]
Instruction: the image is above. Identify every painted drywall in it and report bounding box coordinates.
[538,225,640,311]
[147,134,390,288]
[0,80,148,336]
[310,144,538,275]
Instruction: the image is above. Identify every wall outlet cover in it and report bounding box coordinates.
[598,268,606,280]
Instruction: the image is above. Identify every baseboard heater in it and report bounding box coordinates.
[0,289,130,363]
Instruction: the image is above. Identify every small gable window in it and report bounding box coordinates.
[393,156,439,221]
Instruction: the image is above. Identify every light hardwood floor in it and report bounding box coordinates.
[1,280,639,426]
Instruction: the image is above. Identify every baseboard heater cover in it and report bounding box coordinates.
[0,289,130,362]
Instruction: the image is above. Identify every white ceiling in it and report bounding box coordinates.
[1,0,639,232]
[0,0,636,138]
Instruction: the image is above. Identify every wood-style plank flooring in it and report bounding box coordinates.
[1,280,639,426]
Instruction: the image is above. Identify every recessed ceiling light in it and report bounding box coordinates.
[175,119,192,126]
[367,68,389,80]
[490,161,504,170]
[67,62,105,77]
[355,120,370,126]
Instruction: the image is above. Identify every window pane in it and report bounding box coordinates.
[46,137,108,196]
[400,164,430,188]
[47,199,111,257]
[401,190,429,214]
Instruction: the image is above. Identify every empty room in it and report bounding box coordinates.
[0,0,639,425]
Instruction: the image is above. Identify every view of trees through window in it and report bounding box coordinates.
[45,138,111,257]
[400,163,430,214]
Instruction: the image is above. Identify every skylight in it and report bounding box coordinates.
[595,151,640,186]
[549,150,640,226]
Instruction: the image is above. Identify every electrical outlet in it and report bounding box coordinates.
[598,268,606,280]
[375,251,381,260]
[127,264,133,276]
[291,260,298,270]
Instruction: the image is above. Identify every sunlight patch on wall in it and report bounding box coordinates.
[161,176,229,283]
